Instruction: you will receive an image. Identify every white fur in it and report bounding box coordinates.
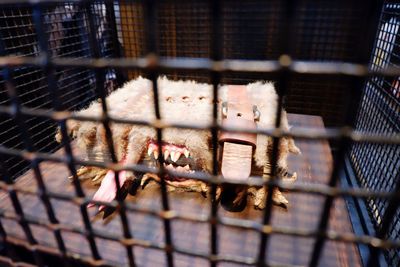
[66,77,295,173]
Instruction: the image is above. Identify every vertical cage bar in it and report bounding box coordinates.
[0,26,46,267]
[308,65,370,267]
[350,1,389,265]
[83,2,136,266]
[143,0,174,266]
[0,52,44,266]
[0,7,70,258]
[308,136,349,267]
[0,157,19,262]
[28,5,85,201]
[105,1,127,86]
[0,219,17,261]
[257,1,294,265]
[209,0,222,266]
[31,4,102,262]
[366,180,400,267]
[256,66,287,267]
[309,1,384,266]
[308,48,372,267]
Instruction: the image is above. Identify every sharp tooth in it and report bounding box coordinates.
[183,149,190,158]
[172,152,181,162]
[147,146,154,157]
[184,165,190,171]
[167,164,174,170]
[170,151,176,162]
[154,150,159,159]
[164,149,170,160]
[176,166,183,172]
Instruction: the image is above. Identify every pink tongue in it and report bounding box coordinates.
[87,169,127,211]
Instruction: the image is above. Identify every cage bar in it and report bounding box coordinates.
[0,1,398,267]
[143,0,175,266]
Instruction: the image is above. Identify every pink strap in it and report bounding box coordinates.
[220,85,257,182]
[219,85,257,145]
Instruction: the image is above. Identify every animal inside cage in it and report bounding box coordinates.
[0,0,399,267]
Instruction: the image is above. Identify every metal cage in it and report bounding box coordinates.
[0,0,399,267]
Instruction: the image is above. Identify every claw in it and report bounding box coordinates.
[200,183,208,198]
[216,187,222,201]
[141,173,160,189]
[272,189,289,206]
[92,171,107,184]
[68,166,90,180]
[254,195,264,210]
[68,167,108,185]
[167,185,176,192]
[250,187,289,209]
[252,187,266,210]
[290,145,301,155]
[282,171,297,184]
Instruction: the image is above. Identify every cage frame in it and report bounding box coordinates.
[0,0,399,267]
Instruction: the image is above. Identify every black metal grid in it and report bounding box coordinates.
[350,2,400,266]
[0,0,399,267]
[0,2,122,181]
[114,0,373,124]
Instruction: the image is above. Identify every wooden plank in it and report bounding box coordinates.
[0,114,361,267]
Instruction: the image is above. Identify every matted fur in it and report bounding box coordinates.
[56,76,300,210]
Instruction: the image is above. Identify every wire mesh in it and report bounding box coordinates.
[350,2,400,266]
[0,2,122,182]
[0,0,399,267]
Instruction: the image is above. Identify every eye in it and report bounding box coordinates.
[182,96,189,100]
[198,96,205,100]
[166,96,173,102]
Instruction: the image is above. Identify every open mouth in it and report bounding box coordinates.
[146,140,197,182]
[89,140,207,216]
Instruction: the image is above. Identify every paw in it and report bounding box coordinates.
[68,166,108,185]
[249,187,289,209]
[248,187,266,210]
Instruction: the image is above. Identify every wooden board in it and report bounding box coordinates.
[0,114,361,267]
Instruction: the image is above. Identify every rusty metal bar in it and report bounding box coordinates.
[209,0,222,266]
[0,28,46,267]
[0,1,397,267]
[31,3,102,262]
[84,2,136,265]
[143,0,174,266]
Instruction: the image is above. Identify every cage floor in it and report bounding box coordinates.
[0,114,361,267]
